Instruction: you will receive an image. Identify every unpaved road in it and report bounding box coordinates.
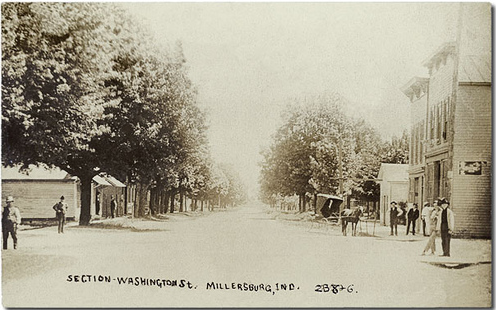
[2,202,491,307]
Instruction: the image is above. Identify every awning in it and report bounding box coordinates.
[93,175,112,186]
[104,175,126,188]
[317,194,343,201]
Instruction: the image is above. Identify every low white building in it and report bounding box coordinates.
[2,165,127,222]
[2,165,80,222]
[377,163,409,226]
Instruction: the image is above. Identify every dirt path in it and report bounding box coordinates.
[2,202,491,307]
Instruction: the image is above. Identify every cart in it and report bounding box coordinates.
[317,194,344,221]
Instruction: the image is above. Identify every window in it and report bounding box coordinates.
[443,98,449,141]
[420,120,424,160]
[410,127,414,164]
[430,108,435,140]
[416,125,420,164]
[414,177,419,204]
[434,161,441,198]
[436,104,442,143]
[443,97,451,142]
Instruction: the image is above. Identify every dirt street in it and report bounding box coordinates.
[2,202,491,307]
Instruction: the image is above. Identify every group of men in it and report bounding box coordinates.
[2,195,69,250]
[389,198,454,257]
[421,198,455,257]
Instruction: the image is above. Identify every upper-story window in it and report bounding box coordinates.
[430,109,435,141]
[429,96,451,146]
[411,121,425,166]
[436,104,442,143]
[442,97,450,142]
[419,120,424,160]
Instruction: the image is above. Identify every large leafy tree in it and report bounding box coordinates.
[260,93,398,210]
[381,130,409,164]
[2,3,123,224]
[2,3,212,223]
[260,94,356,211]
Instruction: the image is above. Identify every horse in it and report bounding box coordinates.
[340,206,364,236]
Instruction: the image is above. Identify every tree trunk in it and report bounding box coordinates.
[149,188,156,215]
[164,192,170,214]
[154,188,160,214]
[313,193,318,215]
[159,190,167,214]
[79,175,93,225]
[201,199,204,212]
[149,188,156,216]
[170,190,176,213]
[135,183,148,218]
[179,191,184,212]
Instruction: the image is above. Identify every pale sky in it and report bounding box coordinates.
[120,3,461,194]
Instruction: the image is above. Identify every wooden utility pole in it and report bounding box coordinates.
[338,139,344,194]
[338,138,344,198]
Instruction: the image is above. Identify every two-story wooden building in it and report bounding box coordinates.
[401,33,491,237]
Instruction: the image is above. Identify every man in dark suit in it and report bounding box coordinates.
[406,203,420,235]
[438,198,455,257]
[110,195,117,218]
[389,201,399,236]
[53,196,68,234]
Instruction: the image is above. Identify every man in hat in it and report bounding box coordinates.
[389,201,399,236]
[2,196,21,249]
[436,198,455,257]
[53,196,68,234]
[110,195,117,218]
[406,203,420,235]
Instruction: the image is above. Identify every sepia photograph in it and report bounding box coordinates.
[0,2,492,308]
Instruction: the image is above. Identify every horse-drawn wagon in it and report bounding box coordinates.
[317,194,344,221]
[316,194,365,236]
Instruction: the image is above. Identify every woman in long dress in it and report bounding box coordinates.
[422,201,440,255]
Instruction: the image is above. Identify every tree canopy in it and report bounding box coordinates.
[2,2,245,223]
[259,93,409,209]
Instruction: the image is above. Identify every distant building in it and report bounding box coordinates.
[377,163,409,226]
[1,166,80,222]
[92,174,127,218]
[400,4,491,238]
[2,165,127,222]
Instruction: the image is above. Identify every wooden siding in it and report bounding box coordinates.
[380,181,408,226]
[411,95,427,124]
[452,85,492,238]
[98,187,126,218]
[428,55,455,106]
[2,180,78,219]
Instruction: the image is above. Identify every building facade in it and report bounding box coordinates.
[2,166,80,222]
[402,37,491,237]
[377,163,409,226]
[2,166,128,222]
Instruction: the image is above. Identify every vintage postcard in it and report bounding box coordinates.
[1,2,491,308]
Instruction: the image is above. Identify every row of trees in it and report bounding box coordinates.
[2,3,245,224]
[259,93,408,212]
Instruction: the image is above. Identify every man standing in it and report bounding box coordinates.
[2,196,21,249]
[437,198,454,257]
[421,202,433,236]
[422,200,440,255]
[110,195,117,218]
[389,201,399,236]
[53,196,68,234]
[407,203,420,235]
[95,191,101,216]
